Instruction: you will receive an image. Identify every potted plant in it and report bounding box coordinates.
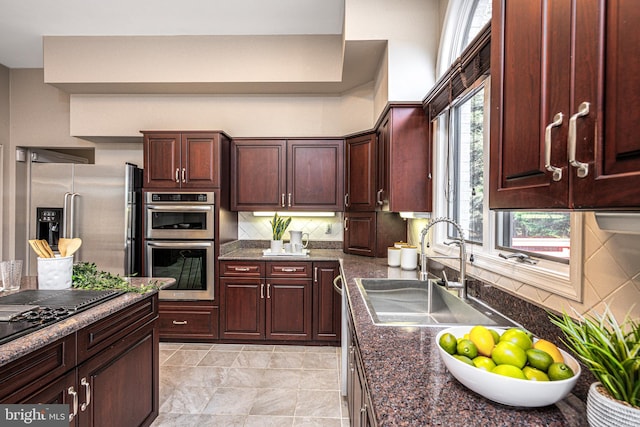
[549,307,639,427]
[269,213,291,253]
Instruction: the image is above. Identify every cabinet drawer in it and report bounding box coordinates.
[77,294,159,363]
[220,261,265,277]
[159,302,219,340]
[0,335,76,402]
[267,261,313,278]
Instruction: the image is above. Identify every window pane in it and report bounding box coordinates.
[498,212,571,261]
[448,88,484,243]
[464,0,492,48]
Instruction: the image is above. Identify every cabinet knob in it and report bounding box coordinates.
[568,102,590,178]
[544,112,564,182]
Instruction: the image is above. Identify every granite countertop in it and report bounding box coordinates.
[221,246,586,426]
[0,277,175,366]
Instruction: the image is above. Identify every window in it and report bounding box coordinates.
[428,0,582,301]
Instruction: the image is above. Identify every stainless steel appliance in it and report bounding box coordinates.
[144,192,216,300]
[29,162,143,277]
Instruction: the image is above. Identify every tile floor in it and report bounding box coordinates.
[151,342,349,427]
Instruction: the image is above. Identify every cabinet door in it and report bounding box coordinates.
[287,139,344,210]
[181,133,220,188]
[572,0,640,208]
[77,320,158,427]
[490,0,572,209]
[376,115,390,211]
[265,278,312,341]
[313,262,341,342]
[345,133,377,211]
[143,132,182,189]
[220,277,265,340]
[231,139,286,210]
[343,212,376,257]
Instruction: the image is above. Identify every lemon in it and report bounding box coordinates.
[456,339,478,359]
[491,341,527,369]
[533,339,564,363]
[522,366,550,381]
[469,325,495,357]
[453,354,475,366]
[472,356,496,371]
[439,333,458,355]
[526,348,554,372]
[547,362,574,381]
[499,328,533,351]
[491,364,527,380]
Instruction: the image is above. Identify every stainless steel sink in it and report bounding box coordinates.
[355,278,519,327]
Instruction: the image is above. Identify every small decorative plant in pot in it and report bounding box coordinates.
[549,307,639,427]
[269,213,291,253]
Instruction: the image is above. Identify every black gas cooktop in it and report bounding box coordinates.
[0,289,123,346]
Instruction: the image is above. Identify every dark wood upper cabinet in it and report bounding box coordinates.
[491,0,640,209]
[345,133,377,211]
[143,131,228,189]
[231,138,344,211]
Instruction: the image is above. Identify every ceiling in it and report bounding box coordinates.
[0,0,345,69]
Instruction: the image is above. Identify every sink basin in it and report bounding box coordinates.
[355,278,518,327]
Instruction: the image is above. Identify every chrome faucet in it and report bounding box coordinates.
[419,217,468,300]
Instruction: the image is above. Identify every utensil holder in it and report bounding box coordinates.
[37,255,73,290]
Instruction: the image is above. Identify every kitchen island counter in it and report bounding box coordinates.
[221,247,586,426]
[0,277,174,366]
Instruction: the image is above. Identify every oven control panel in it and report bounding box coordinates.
[146,192,215,204]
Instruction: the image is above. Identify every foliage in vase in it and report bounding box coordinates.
[270,213,291,241]
[549,307,639,408]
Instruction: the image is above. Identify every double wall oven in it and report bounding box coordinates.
[144,192,215,300]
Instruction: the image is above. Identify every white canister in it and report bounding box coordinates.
[37,255,73,290]
[400,245,418,270]
[387,247,401,267]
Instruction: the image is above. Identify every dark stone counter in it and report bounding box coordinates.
[0,277,174,366]
[220,246,587,426]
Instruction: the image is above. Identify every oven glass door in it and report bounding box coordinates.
[146,241,214,300]
[145,205,214,239]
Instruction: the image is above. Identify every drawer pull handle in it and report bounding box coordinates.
[181,168,186,183]
[80,377,91,411]
[68,387,78,421]
[175,168,180,183]
[282,267,297,272]
[172,320,188,325]
[261,283,265,299]
[233,267,251,272]
[267,283,271,299]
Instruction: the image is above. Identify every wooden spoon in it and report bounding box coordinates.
[39,240,55,258]
[28,239,47,258]
[59,238,82,257]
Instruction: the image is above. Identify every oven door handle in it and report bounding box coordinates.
[146,205,214,212]
[146,241,213,249]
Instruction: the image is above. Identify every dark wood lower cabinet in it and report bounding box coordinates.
[347,300,376,427]
[219,260,339,344]
[0,294,159,427]
[159,301,219,341]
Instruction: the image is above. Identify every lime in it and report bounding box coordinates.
[526,348,554,372]
[533,339,564,363]
[547,362,575,381]
[491,364,527,380]
[439,333,458,355]
[522,366,550,381]
[469,325,495,357]
[453,354,475,366]
[456,339,478,359]
[472,356,496,371]
[489,329,501,345]
[499,328,533,351]
[491,341,527,369]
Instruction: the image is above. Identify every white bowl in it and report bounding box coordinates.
[435,326,581,407]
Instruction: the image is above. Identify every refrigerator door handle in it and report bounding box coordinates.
[63,192,72,238]
[69,193,80,239]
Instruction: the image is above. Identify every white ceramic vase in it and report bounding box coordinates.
[587,382,640,427]
[270,239,283,254]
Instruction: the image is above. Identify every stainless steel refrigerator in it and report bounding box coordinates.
[28,162,143,277]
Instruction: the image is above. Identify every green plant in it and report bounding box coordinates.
[549,307,640,408]
[72,262,159,294]
[270,212,291,240]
